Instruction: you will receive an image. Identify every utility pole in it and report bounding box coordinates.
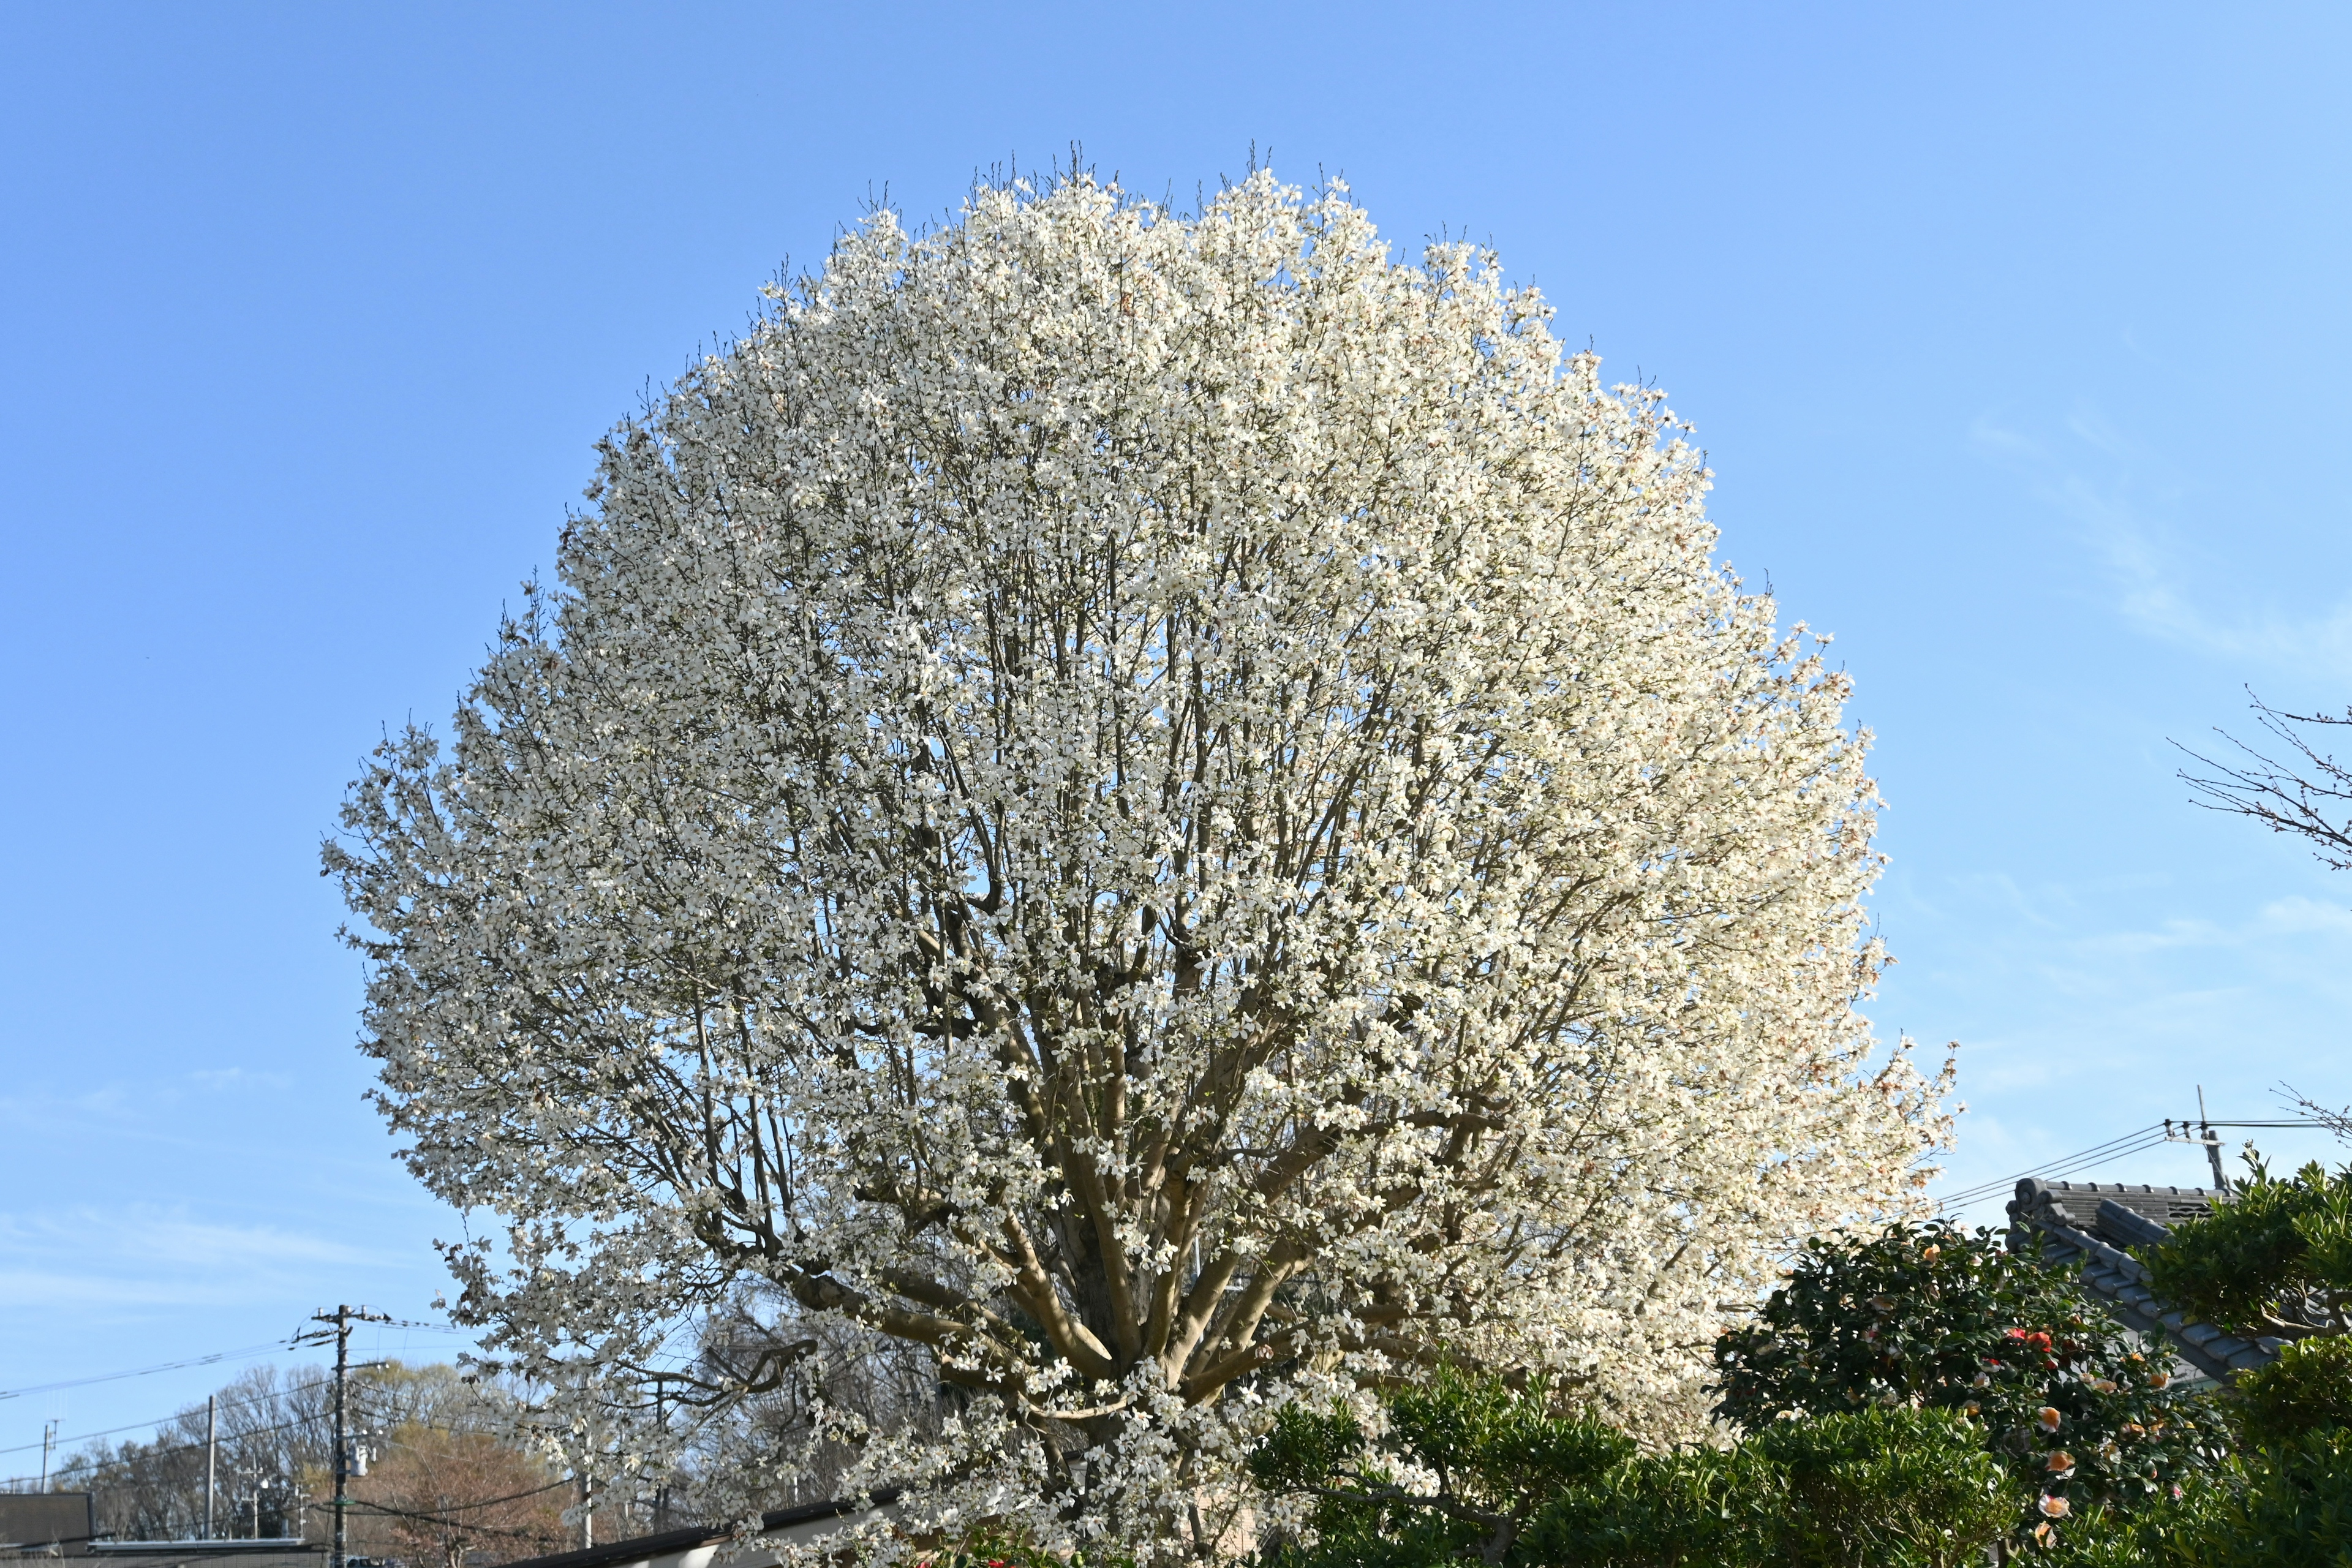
[244,1465,267,1539]
[654,1384,669,1534]
[39,1420,58,1491]
[643,1374,685,1535]
[304,1305,389,1568]
[2198,1085,2231,1194]
[205,1395,218,1539]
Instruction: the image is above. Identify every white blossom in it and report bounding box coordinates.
[329,170,1949,1560]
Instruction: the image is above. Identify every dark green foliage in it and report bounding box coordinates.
[1866,1423,2352,1567]
[2019,1434,2352,1566]
[1525,1410,2013,1568]
[1383,1372,1638,1525]
[1251,1368,1632,1566]
[1518,1442,1768,1567]
[2015,1504,2163,1567]
[2160,1429,2352,1567]
[1254,1376,2016,1568]
[2140,1159,2352,1341]
[2228,1335,2352,1448]
[1752,1409,2014,1567]
[1713,1221,2222,1517]
[1248,1204,2352,1568]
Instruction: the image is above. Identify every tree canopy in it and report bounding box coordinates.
[331,169,1945,1559]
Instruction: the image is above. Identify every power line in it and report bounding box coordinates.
[1937,1124,2169,1211]
[1937,1135,2172,1212]
[353,1476,572,1518]
[0,1377,341,1458]
[1,1407,529,1493]
[344,1499,568,1544]
[1,1355,477,1473]
[1936,1114,2340,1216]
[2,1329,470,1458]
[2185,1119,2331,1129]
[0,1342,295,1401]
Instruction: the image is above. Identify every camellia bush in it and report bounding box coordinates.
[1713,1223,2222,1531]
[330,168,1947,1560]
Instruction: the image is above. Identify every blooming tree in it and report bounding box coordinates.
[330,170,1947,1559]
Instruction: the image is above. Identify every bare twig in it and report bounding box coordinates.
[2176,690,2352,872]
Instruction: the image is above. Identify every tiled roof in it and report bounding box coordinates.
[497,1490,900,1568]
[2006,1178,2281,1380]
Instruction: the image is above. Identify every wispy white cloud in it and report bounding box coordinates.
[1970,407,2352,683]
[0,1204,386,1314]
[186,1067,294,1092]
[2258,894,2352,938]
[0,1065,307,1148]
[0,1268,298,1311]
[1887,859,2352,1213]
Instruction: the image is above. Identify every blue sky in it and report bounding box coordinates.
[4,2,2348,1471]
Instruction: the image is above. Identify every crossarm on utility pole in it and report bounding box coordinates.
[303,1304,391,1568]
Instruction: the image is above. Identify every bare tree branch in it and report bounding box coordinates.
[2177,690,2352,872]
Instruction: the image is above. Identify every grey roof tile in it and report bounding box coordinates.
[2006,1178,2277,1380]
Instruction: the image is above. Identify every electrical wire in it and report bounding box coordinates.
[0,1409,529,1493]
[0,1378,342,1459]
[1942,1129,2173,1207]
[1936,1139,2171,1213]
[1935,1123,2171,1212]
[0,1343,297,1402]
[0,1360,484,1481]
[3,1329,470,1458]
[343,1500,570,1544]
[2194,1119,2330,1129]
[349,1476,573,1517]
[1936,1113,2340,1216]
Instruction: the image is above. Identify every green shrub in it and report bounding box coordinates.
[2230,1335,2352,1448]
[1251,1368,1632,1568]
[1255,1375,2026,1568]
[1754,1409,2015,1567]
[1963,1431,2352,1566]
[1518,1442,1770,1567]
[2016,1501,2173,1566]
[2163,1427,2352,1567]
[1714,1222,2223,1518]
[1526,1409,2015,1568]
[2139,1159,2352,1342]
